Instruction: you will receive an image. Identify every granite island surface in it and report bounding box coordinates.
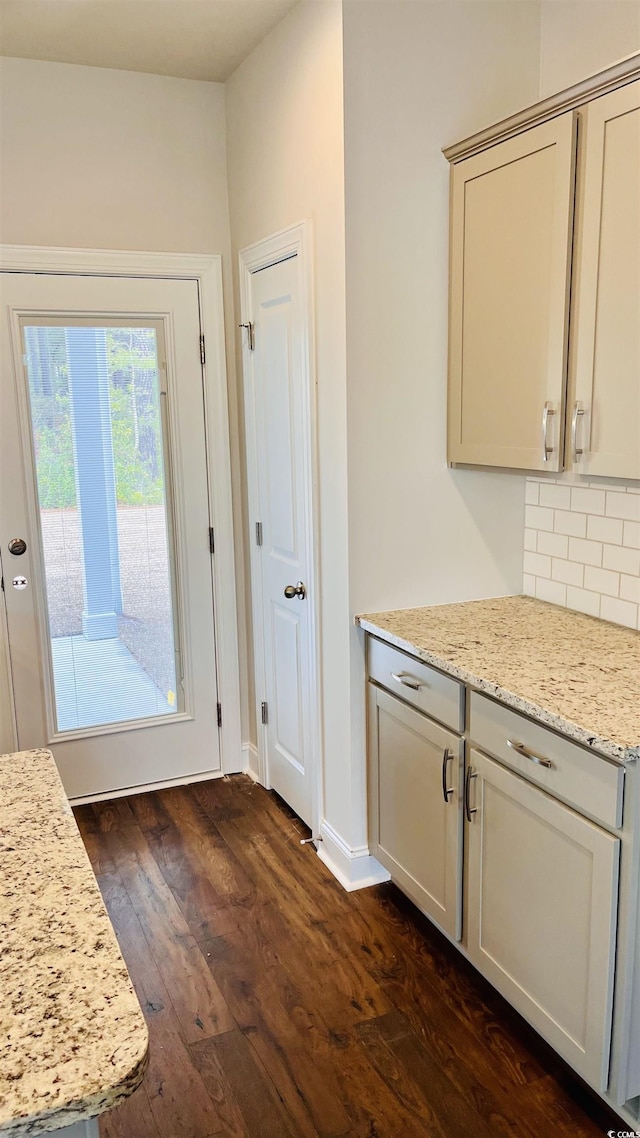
[357,594,640,763]
[0,749,148,1137]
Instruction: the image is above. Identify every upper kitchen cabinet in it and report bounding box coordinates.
[447,114,576,471]
[445,56,640,477]
[570,79,640,480]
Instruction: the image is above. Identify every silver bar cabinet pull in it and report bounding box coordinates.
[541,401,555,463]
[441,748,454,803]
[507,739,553,769]
[571,401,585,464]
[464,765,478,822]
[390,672,424,691]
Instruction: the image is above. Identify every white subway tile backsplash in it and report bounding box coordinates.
[525,505,554,532]
[566,586,601,618]
[554,510,587,538]
[523,477,640,631]
[523,551,552,578]
[551,558,584,587]
[606,491,640,522]
[568,537,602,567]
[584,565,619,598]
[537,531,568,559]
[539,483,571,510]
[586,515,624,545]
[600,595,638,629]
[523,573,536,596]
[571,486,606,514]
[620,575,640,605]
[535,578,567,606]
[603,544,640,575]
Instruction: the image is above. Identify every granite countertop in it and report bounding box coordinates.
[357,595,640,764]
[0,749,148,1136]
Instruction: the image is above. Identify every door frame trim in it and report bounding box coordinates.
[239,221,322,834]
[0,245,242,775]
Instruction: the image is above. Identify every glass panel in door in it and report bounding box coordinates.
[21,319,181,732]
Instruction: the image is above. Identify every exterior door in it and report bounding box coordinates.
[241,245,317,827]
[0,271,221,798]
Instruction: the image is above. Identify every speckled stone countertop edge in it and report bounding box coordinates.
[356,615,639,766]
[0,1044,149,1138]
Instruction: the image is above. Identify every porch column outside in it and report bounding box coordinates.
[65,327,123,640]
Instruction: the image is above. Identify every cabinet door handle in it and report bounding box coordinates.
[441,748,454,803]
[464,765,478,821]
[507,738,553,769]
[571,401,585,464]
[390,672,424,691]
[541,401,555,463]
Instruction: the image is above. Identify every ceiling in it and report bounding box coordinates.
[0,0,301,82]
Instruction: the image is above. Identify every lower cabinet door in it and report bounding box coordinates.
[368,683,463,940]
[466,748,619,1091]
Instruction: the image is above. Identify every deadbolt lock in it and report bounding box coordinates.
[8,538,27,556]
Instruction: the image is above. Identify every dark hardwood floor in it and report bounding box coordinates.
[74,775,622,1138]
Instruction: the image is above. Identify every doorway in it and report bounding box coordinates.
[0,248,241,799]
[239,222,321,831]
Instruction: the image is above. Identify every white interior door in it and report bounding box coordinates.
[0,271,221,798]
[242,242,317,828]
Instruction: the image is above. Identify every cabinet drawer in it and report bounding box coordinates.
[368,637,464,732]
[469,691,624,828]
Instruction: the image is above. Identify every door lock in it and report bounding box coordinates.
[12,576,28,590]
[8,538,27,556]
[284,581,306,600]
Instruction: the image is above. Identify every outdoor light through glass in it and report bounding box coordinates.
[22,320,181,732]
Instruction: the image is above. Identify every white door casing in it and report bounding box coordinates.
[240,223,321,831]
[0,247,241,798]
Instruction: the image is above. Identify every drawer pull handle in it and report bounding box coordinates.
[507,739,553,769]
[465,765,478,822]
[442,748,454,803]
[390,671,424,691]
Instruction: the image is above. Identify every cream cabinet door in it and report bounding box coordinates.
[448,114,576,471]
[570,79,640,478]
[367,684,463,940]
[466,749,619,1092]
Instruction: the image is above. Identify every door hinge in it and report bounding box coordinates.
[217,702,223,728]
[239,322,255,351]
[255,521,263,546]
[261,701,268,725]
[209,526,215,554]
[200,334,206,366]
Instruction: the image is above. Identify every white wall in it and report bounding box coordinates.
[540,0,640,96]
[226,0,351,835]
[342,0,541,850]
[0,57,246,752]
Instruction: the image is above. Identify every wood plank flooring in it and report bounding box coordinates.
[74,775,623,1138]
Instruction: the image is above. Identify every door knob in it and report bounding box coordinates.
[8,538,27,556]
[284,582,306,600]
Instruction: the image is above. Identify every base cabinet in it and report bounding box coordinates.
[367,683,463,941]
[466,748,619,1091]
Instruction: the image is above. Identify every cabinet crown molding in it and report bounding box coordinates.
[443,51,640,163]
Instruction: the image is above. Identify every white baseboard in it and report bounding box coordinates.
[69,767,224,806]
[242,741,260,782]
[317,819,391,892]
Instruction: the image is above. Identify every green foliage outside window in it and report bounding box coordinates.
[26,326,165,509]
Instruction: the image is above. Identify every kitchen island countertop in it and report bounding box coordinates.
[0,748,148,1136]
[357,595,640,763]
